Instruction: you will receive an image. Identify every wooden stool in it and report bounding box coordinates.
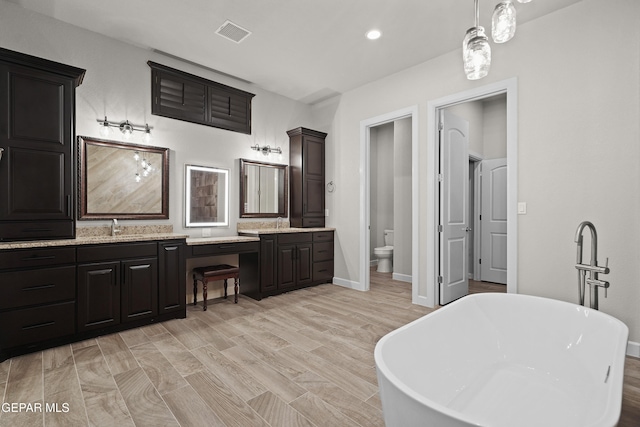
[192,264,240,311]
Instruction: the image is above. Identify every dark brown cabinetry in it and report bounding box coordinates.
[246,230,334,300]
[148,61,255,135]
[0,48,85,241]
[0,238,186,361]
[0,247,77,356]
[288,127,327,228]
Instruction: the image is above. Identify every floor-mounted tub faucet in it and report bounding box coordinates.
[575,221,610,310]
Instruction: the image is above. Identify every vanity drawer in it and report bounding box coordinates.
[77,242,157,262]
[313,231,334,242]
[302,218,325,228]
[0,247,76,270]
[0,301,75,348]
[190,241,259,257]
[313,260,333,283]
[278,232,312,245]
[313,242,334,262]
[0,266,76,310]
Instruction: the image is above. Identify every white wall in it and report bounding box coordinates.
[393,117,412,278]
[319,0,640,344]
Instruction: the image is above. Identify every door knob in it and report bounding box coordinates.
[463,227,472,232]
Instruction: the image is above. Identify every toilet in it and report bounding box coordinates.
[374,229,394,273]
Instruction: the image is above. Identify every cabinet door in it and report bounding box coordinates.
[302,136,325,218]
[277,244,296,289]
[77,262,120,331]
[260,236,277,292]
[0,63,75,238]
[158,242,185,314]
[122,258,158,322]
[296,243,313,286]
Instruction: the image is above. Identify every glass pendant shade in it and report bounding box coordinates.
[492,0,516,43]
[464,27,491,80]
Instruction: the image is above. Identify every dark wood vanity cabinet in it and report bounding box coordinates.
[0,48,85,241]
[0,247,77,356]
[77,242,159,332]
[288,127,327,228]
[0,238,186,361]
[248,230,334,300]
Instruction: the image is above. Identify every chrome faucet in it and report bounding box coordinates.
[111,218,121,237]
[574,221,610,310]
[276,217,283,230]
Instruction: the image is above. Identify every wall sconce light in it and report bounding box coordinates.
[250,143,282,156]
[98,116,153,143]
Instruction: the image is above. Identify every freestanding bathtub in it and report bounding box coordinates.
[375,293,629,427]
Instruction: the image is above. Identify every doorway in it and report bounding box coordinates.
[359,106,419,300]
[426,78,518,307]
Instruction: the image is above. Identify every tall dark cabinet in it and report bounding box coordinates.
[0,48,85,241]
[287,127,327,228]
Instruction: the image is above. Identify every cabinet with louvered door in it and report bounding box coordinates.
[148,61,254,134]
[150,67,206,124]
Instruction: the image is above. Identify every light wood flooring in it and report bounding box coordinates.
[0,272,638,426]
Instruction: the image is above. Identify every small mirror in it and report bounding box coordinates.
[78,136,169,220]
[239,158,288,218]
[185,164,229,227]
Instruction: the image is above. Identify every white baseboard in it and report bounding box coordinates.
[392,273,412,283]
[332,277,366,291]
[370,259,378,267]
[627,340,640,358]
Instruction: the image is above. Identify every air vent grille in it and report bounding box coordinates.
[216,20,251,44]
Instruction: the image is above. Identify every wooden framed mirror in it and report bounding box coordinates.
[239,158,288,218]
[78,136,169,220]
[185,164,229,227]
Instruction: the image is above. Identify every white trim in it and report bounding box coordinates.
[360,106,419,300]
[332,276,364,291]
[392,273,412,283]
[427,78,518,307]
[627,340,640,358]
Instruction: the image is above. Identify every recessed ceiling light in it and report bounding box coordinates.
[366,29,382,40]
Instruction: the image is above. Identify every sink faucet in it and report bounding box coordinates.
[276,217,283,230]
[575,221,610,310]
[111,218,121,237]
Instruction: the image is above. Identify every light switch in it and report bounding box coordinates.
[325,209,329,217]
[517,202,527,215]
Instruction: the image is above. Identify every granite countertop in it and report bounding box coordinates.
[0,232,189,250]
[238,227,335,236]
[186,235,260,245]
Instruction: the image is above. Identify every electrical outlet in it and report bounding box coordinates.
[325,209,329,217]
[517,202,527,215]
[202,228,212,237]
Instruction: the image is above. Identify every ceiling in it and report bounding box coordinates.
[7,0,582,104]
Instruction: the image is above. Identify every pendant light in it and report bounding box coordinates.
[463,0,491,80]
[492,0,517,43]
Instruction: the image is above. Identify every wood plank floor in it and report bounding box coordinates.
[0,272,638,426]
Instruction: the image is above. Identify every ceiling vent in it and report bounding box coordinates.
[215,20,251,43]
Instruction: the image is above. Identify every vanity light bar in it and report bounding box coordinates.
[98,116,152,142]
[250,143,282,155]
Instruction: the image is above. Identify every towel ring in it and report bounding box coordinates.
[327,181,335,193]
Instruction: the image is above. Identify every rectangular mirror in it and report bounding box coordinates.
[185,164,229,227]
[78,136,169,220]
[239,158,288,218]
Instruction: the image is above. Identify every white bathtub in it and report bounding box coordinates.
[374,293,629,427]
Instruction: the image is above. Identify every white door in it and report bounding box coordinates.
[439,110,469,305]
[480,158,508,284]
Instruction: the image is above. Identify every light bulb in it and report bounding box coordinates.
[99,117,112,137]
[135,173,141,182]
[142,124,152,143]
[464,27,491,80]
[492,1,516,43]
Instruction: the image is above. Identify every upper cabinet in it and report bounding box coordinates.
[148,61,255,135]
[0,47,85,241]
[288,127,327,228]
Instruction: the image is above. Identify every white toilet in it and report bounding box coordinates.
[374,229,394,273]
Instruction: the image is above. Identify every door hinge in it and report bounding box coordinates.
[479,214,482,220]
[438,173,444,182]
[437,275,443,284]
[479,259,482,264]
[438,224,443,233]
